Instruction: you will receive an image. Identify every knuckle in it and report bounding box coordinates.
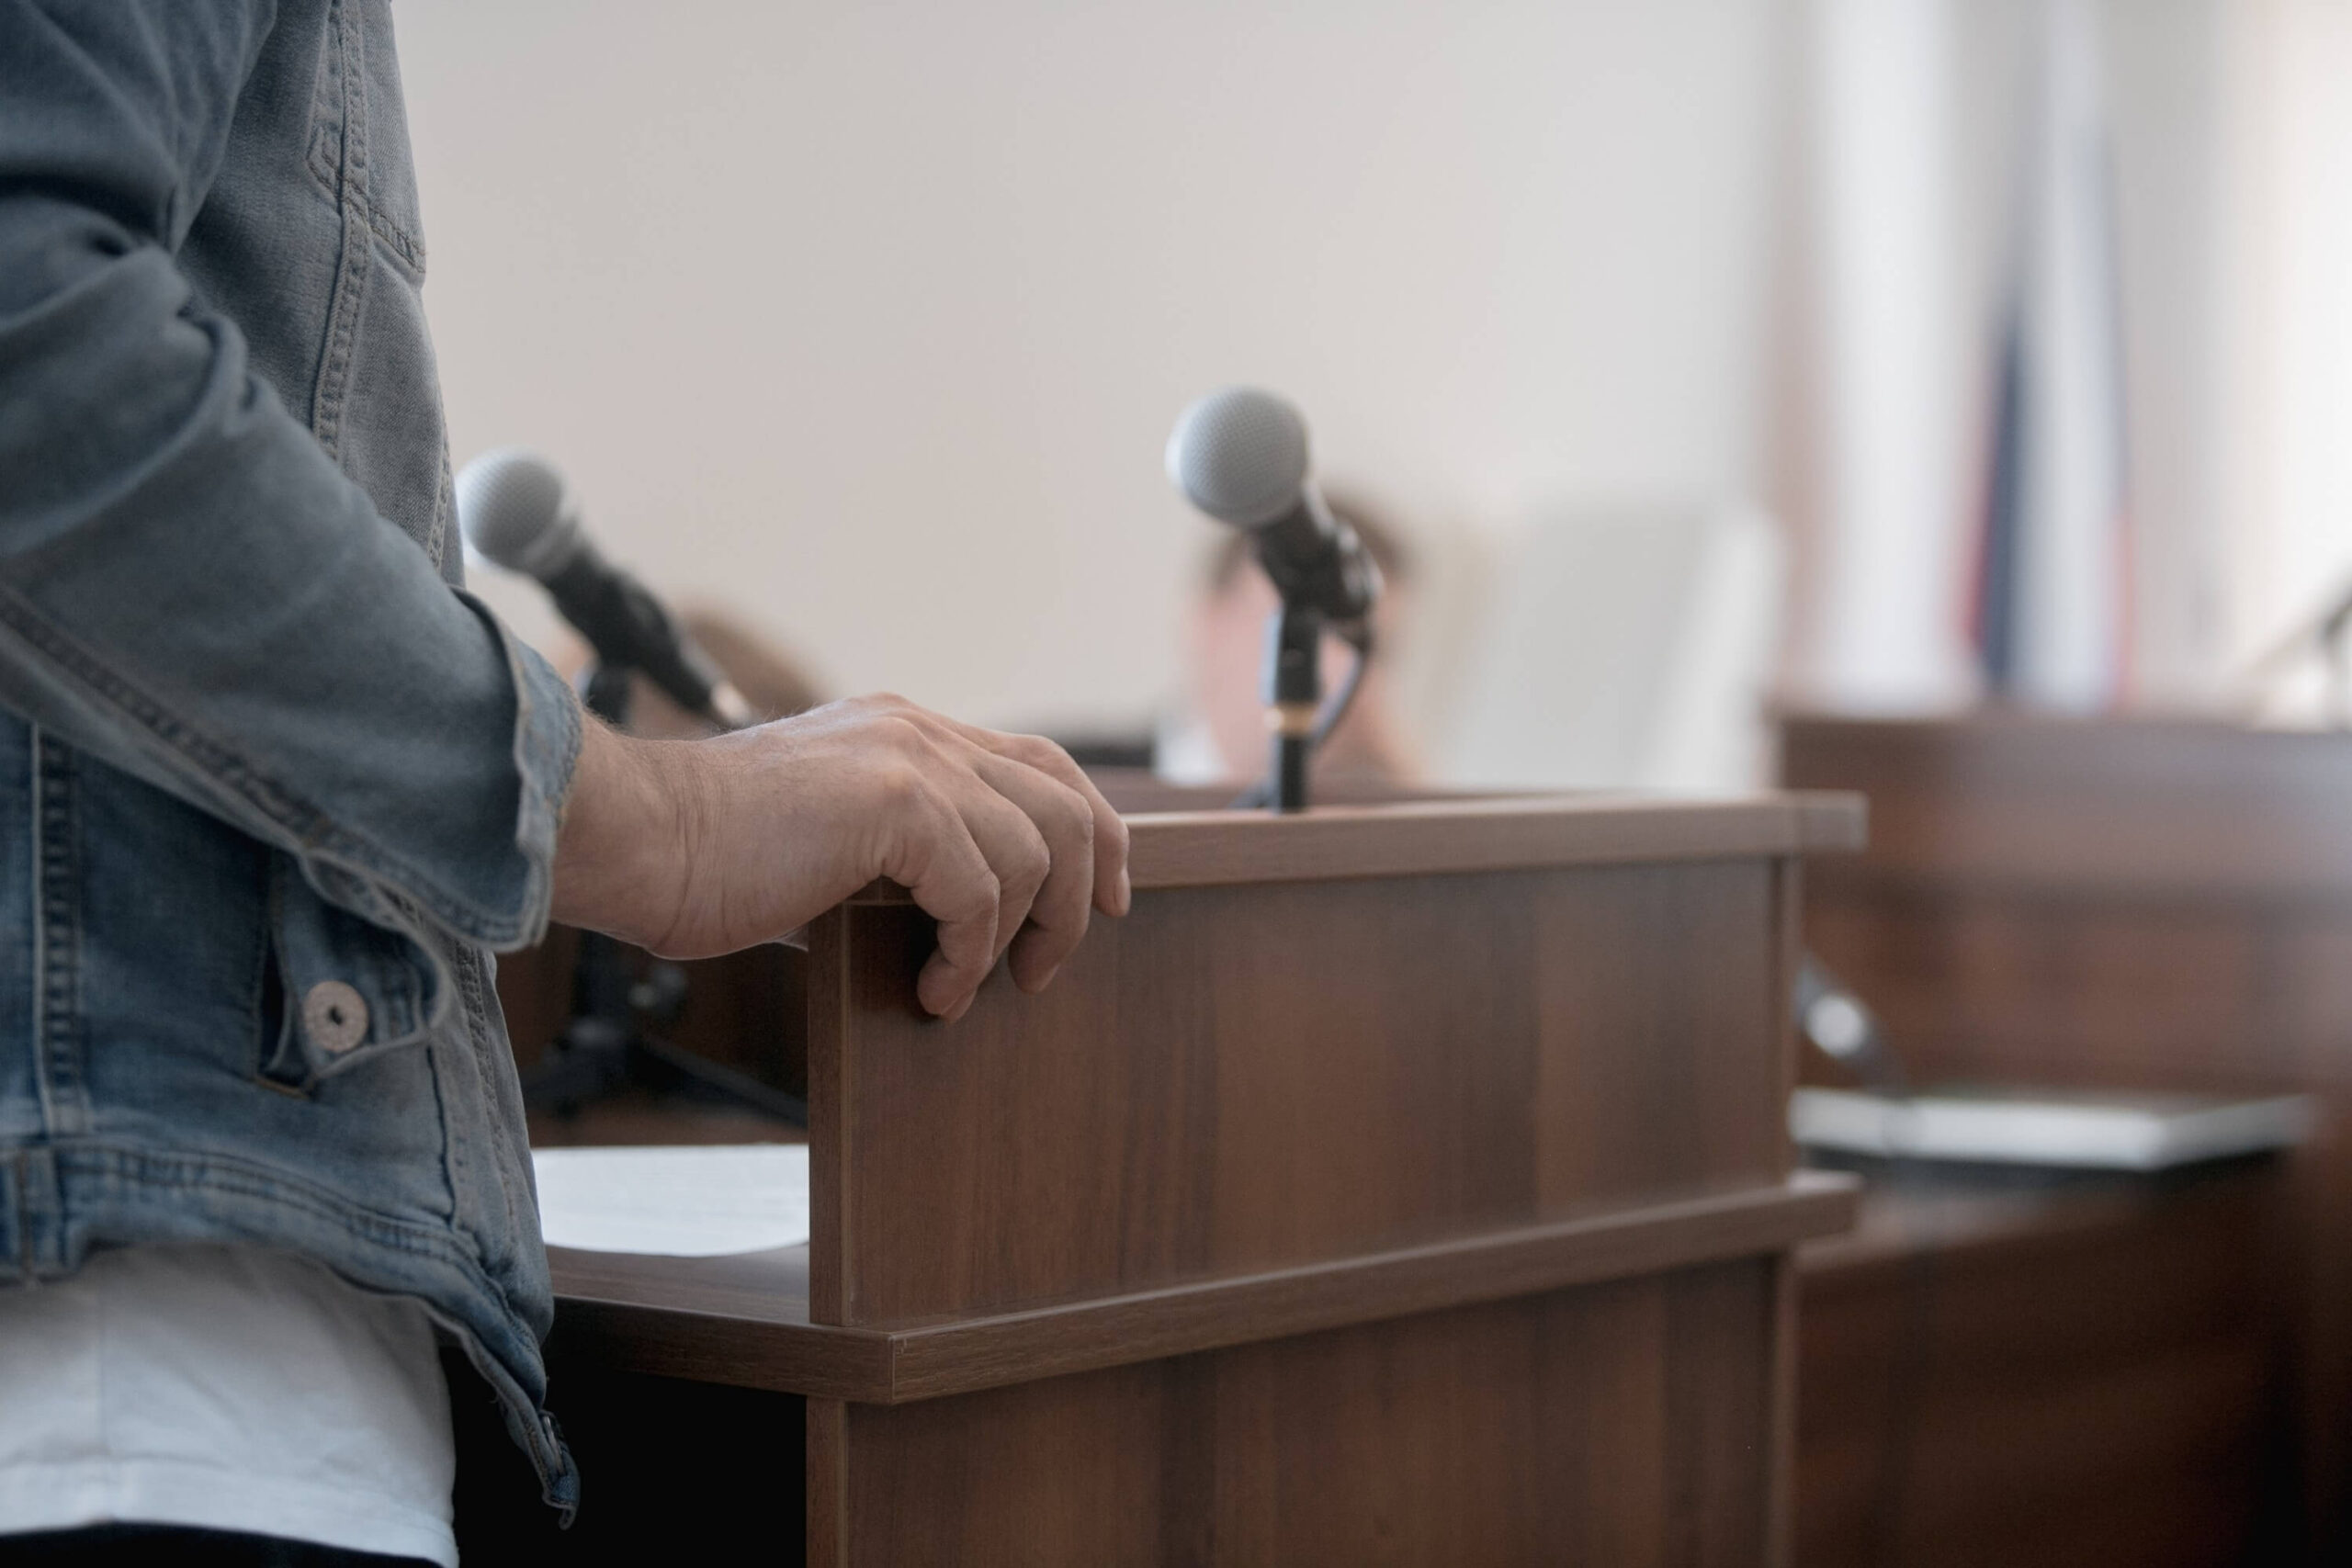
[1021,734,1080,776]
[858,692,922,727]
[892,694,944,728]
[1010,839,1052,897]
[874,762,927,812]
[965,873,1003,919]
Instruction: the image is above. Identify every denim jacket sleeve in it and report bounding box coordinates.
[0,0,581,952]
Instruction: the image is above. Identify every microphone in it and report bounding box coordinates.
[1166,388,1380,811]
[1165,388,1380,626]
[455,449,755,730]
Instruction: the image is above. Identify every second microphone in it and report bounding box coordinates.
[455,449,756,731]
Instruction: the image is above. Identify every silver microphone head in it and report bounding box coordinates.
[456,448,587,581]
[1165,387,1310,529]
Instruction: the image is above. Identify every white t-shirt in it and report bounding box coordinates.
[0,1243,458,1566]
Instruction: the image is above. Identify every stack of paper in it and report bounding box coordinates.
[531,1144,812,1257]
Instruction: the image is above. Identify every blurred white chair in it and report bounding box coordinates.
[1431,501,1784,794]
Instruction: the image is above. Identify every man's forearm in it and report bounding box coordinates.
[0,13,582,948]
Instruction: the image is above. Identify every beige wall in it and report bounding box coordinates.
[397,0,1782,739]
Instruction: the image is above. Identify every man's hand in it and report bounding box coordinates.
[551,694,1132,1020]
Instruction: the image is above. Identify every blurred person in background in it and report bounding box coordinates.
[1159,493,1423,791]
[0,4,1125,1563]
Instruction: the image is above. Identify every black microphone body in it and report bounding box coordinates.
[1250,491,1380,628]
[541,544,733,725]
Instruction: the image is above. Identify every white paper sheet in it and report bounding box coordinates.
[531,1144,812,1257]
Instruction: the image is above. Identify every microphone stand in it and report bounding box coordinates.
[1265,601,1324,813]
[1232,606,1375,817]
[521,660,808,1125]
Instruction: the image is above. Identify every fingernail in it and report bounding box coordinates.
[1115,866,1133,916]
[916,964,948,1016]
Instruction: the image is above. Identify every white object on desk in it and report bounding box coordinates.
[531,1144,811,1257]
[1791,1087,2316,1171]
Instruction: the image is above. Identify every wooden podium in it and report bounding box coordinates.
[476,795,1861,1564]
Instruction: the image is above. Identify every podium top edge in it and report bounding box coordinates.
[843,791,1865,901]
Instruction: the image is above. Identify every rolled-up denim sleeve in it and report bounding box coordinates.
[0,0,581,950]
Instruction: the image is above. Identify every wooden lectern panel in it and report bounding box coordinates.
[812,860,1784,1326]
[812,1261,1775,1567]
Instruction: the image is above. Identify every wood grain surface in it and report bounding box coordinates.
[1795,1162,2293,1568]
[548,1171,1854,1404]
[810,857,1799,1326]
[811,1260,1781,1568]
[832,792,1864,902]
[1782,711,2352,897]
[1783,713,2333,1561]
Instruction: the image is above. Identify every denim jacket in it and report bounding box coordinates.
[0,0,582,1516]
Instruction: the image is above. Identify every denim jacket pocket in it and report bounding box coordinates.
[260,855,441,1091]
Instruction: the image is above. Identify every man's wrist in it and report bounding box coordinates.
[549,720,689,942]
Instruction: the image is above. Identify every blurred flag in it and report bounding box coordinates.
[1970,0,2132,708]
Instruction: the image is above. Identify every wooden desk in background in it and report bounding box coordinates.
[473,794,1862,1564]
[1796,1157,2295,1568]
[1783,714,2352,1562]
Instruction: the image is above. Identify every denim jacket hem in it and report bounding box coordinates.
[0,1136,581,1518]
